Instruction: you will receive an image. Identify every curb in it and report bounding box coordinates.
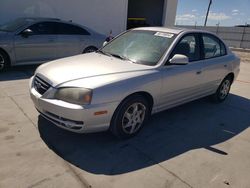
[230,47,250,53]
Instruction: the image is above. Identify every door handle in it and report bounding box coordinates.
[196,70,202,75]
[224,64,228,68]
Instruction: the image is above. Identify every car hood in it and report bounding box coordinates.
[36,53,153,87]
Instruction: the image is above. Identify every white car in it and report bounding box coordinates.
[0,17,105,70]
[30,27,240,138]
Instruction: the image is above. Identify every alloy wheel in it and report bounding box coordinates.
[219,80,231,100]
[122,102,146,134]
[86,48,95,53]
[0,54,5,70]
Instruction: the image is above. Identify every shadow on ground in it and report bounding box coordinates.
[38,94,250,175]
[0,65,38,81]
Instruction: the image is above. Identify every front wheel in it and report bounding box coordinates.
[0,51,9,71]
[211,76,232,103]
[83,46,98,54]
[110,95,150,139]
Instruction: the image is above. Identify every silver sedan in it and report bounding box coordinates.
[30,27,240,138]
[0,17,105,70]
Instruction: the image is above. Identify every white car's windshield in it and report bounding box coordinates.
[0,18,34,32]
[101,30,176,66]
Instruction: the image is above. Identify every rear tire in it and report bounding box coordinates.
[110,95,150,139]
[0,50,10,71]
[211,76,232,103]
[83,46,98,53]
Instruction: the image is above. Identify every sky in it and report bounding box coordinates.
[176,0,250,26]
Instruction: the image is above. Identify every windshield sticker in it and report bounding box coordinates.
[154,32,174,38]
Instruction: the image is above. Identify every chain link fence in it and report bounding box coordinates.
[177,25,250,49]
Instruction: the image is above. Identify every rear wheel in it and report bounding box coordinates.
[83,46,98,53]
[211,76,232,103]
[110,95,150,139]
[0,50,9,71]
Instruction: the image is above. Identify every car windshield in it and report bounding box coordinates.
[101,30,176,66]
[0,18,34,32]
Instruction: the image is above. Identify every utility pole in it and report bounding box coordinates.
[204,0,212,26]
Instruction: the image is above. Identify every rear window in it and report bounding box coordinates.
[202,34,226,59]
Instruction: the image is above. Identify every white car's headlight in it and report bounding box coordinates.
[54,88,92,105]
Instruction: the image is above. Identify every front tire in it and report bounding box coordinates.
[0,50,9,71]
[211,76,232,103]
[83,46,98,53]
[110,95,150,139]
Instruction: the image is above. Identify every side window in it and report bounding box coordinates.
[170,34,200,62]
[28,22,56,35]
[56,23,90,35]
[202,34,226,59]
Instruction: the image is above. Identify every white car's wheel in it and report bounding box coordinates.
[83,46,98,53]
[211,76,233,103]
[0,50,9,71]
[110,95,150,139]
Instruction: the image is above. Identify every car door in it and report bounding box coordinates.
[200,33,229,93]
[55,23,89,58]
[14,21,58,64]
[158,33,207,111]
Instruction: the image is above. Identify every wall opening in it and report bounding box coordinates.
[127,0,165,29]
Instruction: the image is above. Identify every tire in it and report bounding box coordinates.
[0,50,10,71]
[211,76,233,103]
[83,46,98,54]
[110,95,150,139]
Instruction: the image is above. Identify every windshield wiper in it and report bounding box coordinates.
[97,50,135,63]
[109,53,135,63]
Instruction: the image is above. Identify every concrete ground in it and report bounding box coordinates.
[0,52,250,188]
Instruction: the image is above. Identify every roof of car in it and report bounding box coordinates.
[17,17,78,25]
[21,17,61,21]
[21,17,86,26]
[133,27,185,34]
[17,17,82,26]
[133,27,213,35]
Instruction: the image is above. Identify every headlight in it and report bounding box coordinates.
[54,88,92,105]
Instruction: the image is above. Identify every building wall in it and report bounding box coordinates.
[163,0,178,26]
[0,0,128,36]
[0,0,177,36]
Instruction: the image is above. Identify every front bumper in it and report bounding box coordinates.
[29,77,119,133]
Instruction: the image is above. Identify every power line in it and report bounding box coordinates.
[204,0,212,26]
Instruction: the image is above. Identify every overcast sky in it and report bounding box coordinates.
[176,0,250,26]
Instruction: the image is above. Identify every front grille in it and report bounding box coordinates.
[34,76,51,95]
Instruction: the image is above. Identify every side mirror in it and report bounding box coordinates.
[21,29,33,38]
[103,34,114,47]
[103,41,108,47]
[169,54,189,65]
